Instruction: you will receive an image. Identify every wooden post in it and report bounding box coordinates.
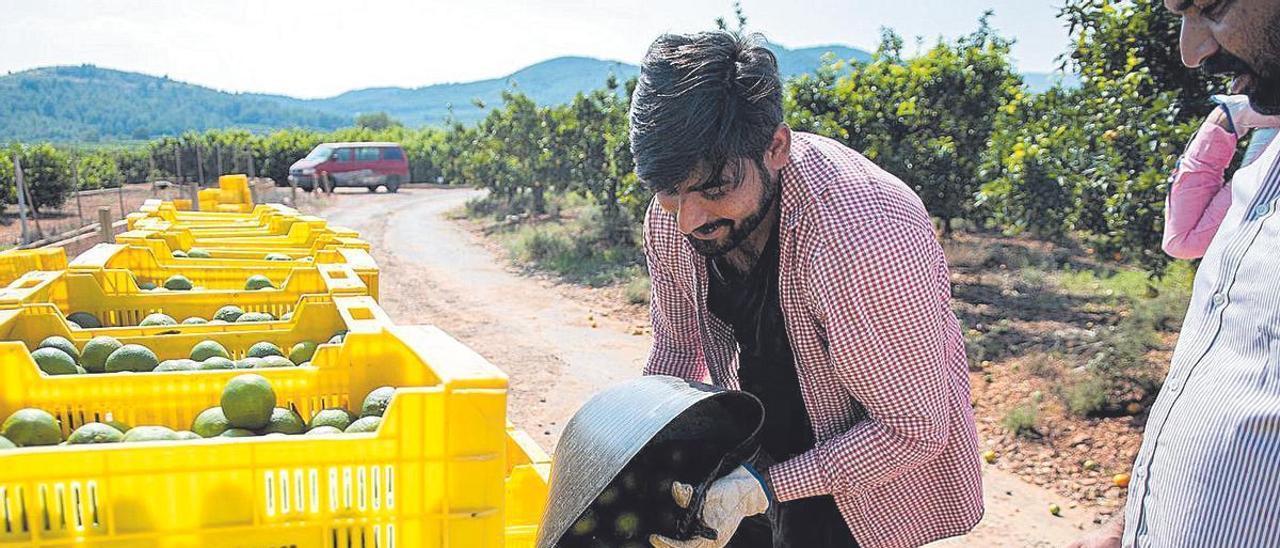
[195,144,205,186]
[174,144,183,182]
[13,154,29,244]
[71,151,85,227]
[98,207,114,243]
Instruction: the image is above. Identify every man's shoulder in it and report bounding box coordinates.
[788,132,933,237]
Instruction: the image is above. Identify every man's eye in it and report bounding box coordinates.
[701,182,731,198]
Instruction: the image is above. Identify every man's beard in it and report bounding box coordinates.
[686,165,779,257]
[1203,27,1280,114]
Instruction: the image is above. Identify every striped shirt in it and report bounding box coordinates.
[643,132,983,548]
[1123,134,1280,546]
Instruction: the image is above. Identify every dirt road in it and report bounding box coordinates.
[311,187,1094,547]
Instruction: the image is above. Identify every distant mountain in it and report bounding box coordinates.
[0,65,349,141]
[258,43,874,127]
[2,44,1083,143]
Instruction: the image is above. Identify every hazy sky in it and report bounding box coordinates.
[0,0,1073,99]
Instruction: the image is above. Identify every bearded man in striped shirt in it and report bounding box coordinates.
[631,31,983,548]
[1071,1,1280,547]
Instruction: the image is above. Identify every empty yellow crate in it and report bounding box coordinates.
[0,248,67,287]
[0,273,374,339]
[0,320,527,547]
[503,428,551,547]
[69,244,375,300]
[69,242,379,299]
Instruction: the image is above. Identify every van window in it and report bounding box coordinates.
[356,147,381,162]
[382,147,405,161]
[333,148,353,162]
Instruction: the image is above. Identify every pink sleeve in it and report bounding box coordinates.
[1163,124,1238,259]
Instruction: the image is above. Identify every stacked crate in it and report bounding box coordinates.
[0,178,549,547]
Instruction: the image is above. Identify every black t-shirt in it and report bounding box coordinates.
[706,224,815,461]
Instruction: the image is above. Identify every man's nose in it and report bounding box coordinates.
[675,198,711,236]
[1180,15,1219,68]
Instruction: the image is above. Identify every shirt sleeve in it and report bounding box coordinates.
[768,218,959,501]
[642,200,709,382]
[1163,124,1238,260]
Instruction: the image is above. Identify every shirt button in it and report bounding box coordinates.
[1254,203,1272,217]
[1212,293,1226,306]
[1167,379,1181,392]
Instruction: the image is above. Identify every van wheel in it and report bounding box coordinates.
[367,185,378,193]
[386,176,400,193]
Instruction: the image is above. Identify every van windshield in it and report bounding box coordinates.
[305,145,333,161]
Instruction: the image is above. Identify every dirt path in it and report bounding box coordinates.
[310,187,1093,547]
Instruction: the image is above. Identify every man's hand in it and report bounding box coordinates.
[1067,514,1124,548]
[648,465,770,548]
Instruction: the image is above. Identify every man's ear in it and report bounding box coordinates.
[764,124,792,172]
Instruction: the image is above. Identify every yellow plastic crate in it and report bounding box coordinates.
[116,229,371,258]
[69,242,379,299]
[196,174,255,212]
[69,244,375,300]
[0,248,67,286]
[0,270,370,334]
[130,215,356,239]
[119,220,362,251]
[0,320,523,547]
[503,428,551,547]
[132,201,297,229]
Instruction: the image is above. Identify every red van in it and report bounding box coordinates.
[288,142,409,193]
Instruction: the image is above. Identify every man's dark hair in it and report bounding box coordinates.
[629,31,783,193]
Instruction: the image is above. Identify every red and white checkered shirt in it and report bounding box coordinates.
[643,132,983,548]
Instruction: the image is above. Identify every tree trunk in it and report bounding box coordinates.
[942,216,954,238]
[532,183,545,214]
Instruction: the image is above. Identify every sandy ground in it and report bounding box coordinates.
[310,187,1095,547]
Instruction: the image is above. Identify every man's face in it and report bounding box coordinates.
[656,157,779,257]
[1166,0,1280,114]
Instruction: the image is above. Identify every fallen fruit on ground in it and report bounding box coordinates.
[1049,503,1061,516]
[1113,473,1131,488]
[982,450,998,464]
